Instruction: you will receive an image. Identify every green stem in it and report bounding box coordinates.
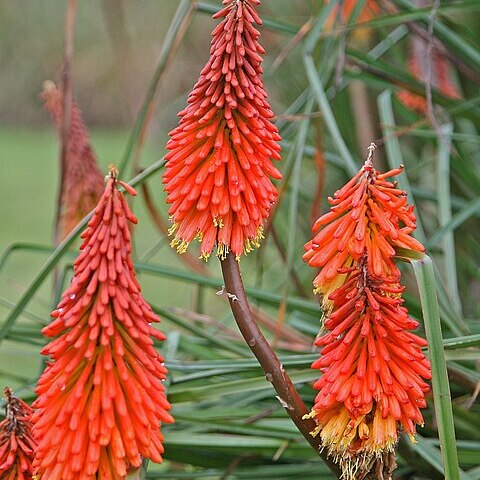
[399,250,461,480]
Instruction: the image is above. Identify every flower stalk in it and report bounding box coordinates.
[220,252,341,478]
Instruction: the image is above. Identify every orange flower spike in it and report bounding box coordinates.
[42,81,104,241]
[33,165,174,480]
[304,145,431,478]
[306,270,431,476]
[303,144,424,311]
[0,387,37,480]
[163,0,282,260]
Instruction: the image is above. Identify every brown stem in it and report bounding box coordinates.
[55,0,78,247]
[220,252,341,478]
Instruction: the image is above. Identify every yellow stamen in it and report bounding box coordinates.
[216,243,229,260]
[200,251,211,261]
[306,406,399,480]
[213,216,224,228]
[168,223,179,237]
[170,237,189,254]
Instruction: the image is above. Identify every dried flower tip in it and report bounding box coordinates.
[42,79,56,93]
[108,163,119,180]
[42,81,104,241]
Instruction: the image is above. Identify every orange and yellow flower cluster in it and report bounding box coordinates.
[163,0,282,260]
[304,147,431,477]
[32,167,173,480]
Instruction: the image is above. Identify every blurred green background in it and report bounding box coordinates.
[1,1,480,479]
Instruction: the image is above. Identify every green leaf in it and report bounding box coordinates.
[118,0,195,177]
[377,89,427,243]
[402,252,461,480]
[169,370,316,403]
[435,123,463,316]
[155,306,247,357]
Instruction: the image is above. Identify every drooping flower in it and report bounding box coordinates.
[163,0,282,260]
[0,387,37,480]
[303,146,431,478]
[33,166,174,480]
[42,81,104,241]
[397,36,461,114]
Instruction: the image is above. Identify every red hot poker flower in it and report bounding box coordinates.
[0,388,37,480]
[306,267,431,476]
[303,150,424,313]
[163,0,282,260]
[304,148,431,478]
[33,166,174,480]
[42,81,104,241]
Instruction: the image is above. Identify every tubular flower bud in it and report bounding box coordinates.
[33,166,174,480]
[163,0,282,260]
[0,388,37,480]
[42,81,104,241]
[303,153,424,314]
[304,148,431,479]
